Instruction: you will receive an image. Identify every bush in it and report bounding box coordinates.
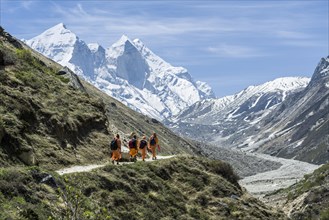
[14,70,41,89]
[16,49,33,63]
[57,75,70,84]
[207,160,240,186]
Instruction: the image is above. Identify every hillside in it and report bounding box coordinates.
[0,27,196,170]
[264,162,329,219]
[0,156,287,220]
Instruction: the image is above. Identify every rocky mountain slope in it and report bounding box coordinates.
[264,162,329,219]
[230,57,329,165]
[25,23,215,120]
[169,77,309,142]
[170,57,328,165]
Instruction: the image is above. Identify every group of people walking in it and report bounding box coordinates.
[110,132,159,164]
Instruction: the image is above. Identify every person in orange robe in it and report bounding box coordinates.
[149,133,159,160]
[139,136,148,161]
[129,134,138,162]
[111,134,121,165]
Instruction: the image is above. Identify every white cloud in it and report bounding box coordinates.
[21,1,34,10]
[206,44,265,58]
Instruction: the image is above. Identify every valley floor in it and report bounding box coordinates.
[239,153,319,200]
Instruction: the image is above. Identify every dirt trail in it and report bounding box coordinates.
[56,155,175,175]
[239,153,319,199]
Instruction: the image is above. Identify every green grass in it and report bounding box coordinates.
[0,157,286,220]
[0,37,111,168]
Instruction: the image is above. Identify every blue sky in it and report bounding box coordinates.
[1,0,328,97]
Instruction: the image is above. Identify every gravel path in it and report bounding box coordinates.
[56,155,175,175]
[239,153,319,198]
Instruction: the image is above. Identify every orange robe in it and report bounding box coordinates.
[149,136,159,159]
[111,139,121,161]
[129,148,138,158]
[139,140,147,161]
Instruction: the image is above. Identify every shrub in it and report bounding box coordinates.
[57,75,70,84]
[14,71,41,89]
[16,49,33,63]
[207,160,240,186]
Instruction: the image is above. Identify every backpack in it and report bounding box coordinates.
[139,140,147,149]
[150,136,156,146]
[110,138,118,150]
[129,139,137,149]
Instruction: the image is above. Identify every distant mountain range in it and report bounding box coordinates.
[25,23,215,120]
[169,76,310,138]
[170,57,329,164]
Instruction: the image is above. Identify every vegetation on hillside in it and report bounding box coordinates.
[0,27,197,170]
[267,163,329,220]
[285,163,329,220]
[0,156,286,220]
[0,31,110,169]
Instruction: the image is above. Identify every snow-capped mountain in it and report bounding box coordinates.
[170,57,329,165]
[25,23,96,80]
[240,56,329,164]
[25,23,215,120]
[169,76,310,144]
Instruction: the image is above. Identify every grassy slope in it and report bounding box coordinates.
[0,30,110,170]
[81,80,197,156]
[0,28,195,170]
[0,156,286,220]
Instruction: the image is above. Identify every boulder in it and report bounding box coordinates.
[18,146,36,165]
[57,66,86,92]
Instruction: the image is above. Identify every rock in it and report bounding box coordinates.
[40,174,58,188]
[57,66,86,92]
[151,118,159,124]
[18,147,36,165]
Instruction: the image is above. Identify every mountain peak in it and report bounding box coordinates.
[114,34,132,46]
[25,23,79,70]
[55,22,67,29]
[45,23,72,35]
[244,77,310,94]
[311,56,329,82]
[29,23,77,43]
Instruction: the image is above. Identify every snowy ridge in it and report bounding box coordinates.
[25,23,76,67]
[25,23,215,120]
[169,76,310,147]
[175,76,310,124]
[171,56,329,165]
